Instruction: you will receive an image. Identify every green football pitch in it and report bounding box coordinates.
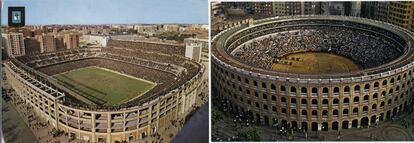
[53,66,155,106]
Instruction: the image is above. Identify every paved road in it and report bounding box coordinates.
[1,98,38,143]
[172,103,209,143]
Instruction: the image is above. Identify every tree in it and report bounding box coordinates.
[236,130,261,141]
[212,109,223,126]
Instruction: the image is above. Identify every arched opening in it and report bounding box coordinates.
[354,96,359,103]
[323,87,329,93]
[291,109,297,115]
[371,115,377,125]
[364,83,370,91]
[393,107,398,117]
[380,113,384,121]
[301,87,307,93]
[281,86,286,91]
[291,87,296,93]
[361,117,369,128]
[322,122,328,131]
[374,82,379,88]
[352,119,358,128]
[301,99,307,104]
[363,106,368,112]
[282,108,287,114]
[382,80,387,86]
[264,116,269,126]
[312,88,318,94]
[291,98,297,104]
[301,122,308,131]
[353,108,359,114]
[363,95,369,101]
[373,93,378,99]
[372,104,377,110]
[312,99,318,105]
[343,109,349,115]
[312,110,317,116]
[281,97,286,103]
[344,86,350,92]
[354,85,360,92]
[386,110,391,119]
[281,120,288,129]
[342,121,349,129]
[333,109,338,115]
[332,122,339,130]
[333,98,339,104]
[311,122,318,131]
[291,121,298,130]
[323,99,328,105]
[344,98,349,104]
[322,110,328,116]
[271,84,276,90]
[334,87,340,93]
[302,110,307,116]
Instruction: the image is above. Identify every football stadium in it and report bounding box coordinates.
[212,15,414,132]
[3,40,205,142]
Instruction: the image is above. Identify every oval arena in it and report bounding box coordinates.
[3,40,205,143]
[212,15,414,132]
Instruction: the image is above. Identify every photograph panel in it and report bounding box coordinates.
[211,1,414,141]
[1,0,209,143]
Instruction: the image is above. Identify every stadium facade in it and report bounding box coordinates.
[3,40,205,143]
[212,15,414,131]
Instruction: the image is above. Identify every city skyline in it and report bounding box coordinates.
[1,0,208,25]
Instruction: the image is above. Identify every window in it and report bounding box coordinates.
[334,87,339,93]
[301,87,307,93]
[323,99,328,105]
[291,87,296,93]
[301,99,307,104]
[354,97,359,103]
[353,108,358,114]
[343,109,349,114]
[323,88,329,93]
[312,88,318,93]
[312,99,318,105]
[281,86,286,91]
[291,98,297,104]
[302,110,307,116]
[333,99,339,104]
[344,86,350,92]
[291,109,297,114]
[312,110,317,115]
[344,98,349,104]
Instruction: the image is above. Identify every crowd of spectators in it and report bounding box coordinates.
[231,26,403,70]
[107,40,185,56]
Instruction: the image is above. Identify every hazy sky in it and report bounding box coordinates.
[1,0,208,25]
